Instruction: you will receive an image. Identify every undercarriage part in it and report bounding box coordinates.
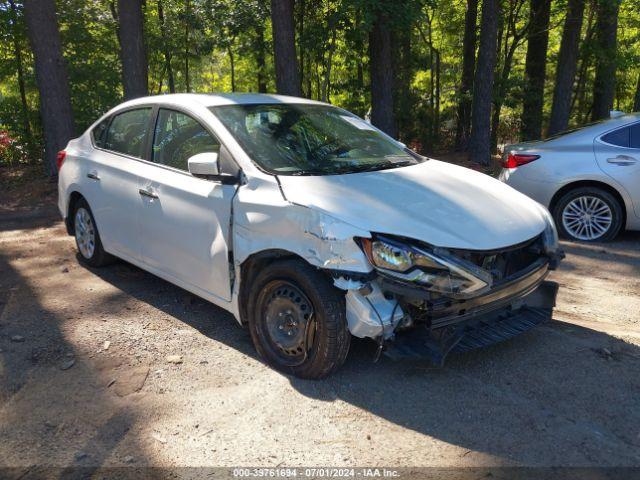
[345,282,404,339]
[383,281,558,365]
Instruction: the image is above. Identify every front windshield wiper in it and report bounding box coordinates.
[285,169,326,176]
[337,161,415,174]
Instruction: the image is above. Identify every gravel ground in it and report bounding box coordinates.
[0,181,639,471]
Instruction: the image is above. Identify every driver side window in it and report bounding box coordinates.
[152,109,220,172]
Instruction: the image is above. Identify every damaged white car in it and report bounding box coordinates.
[58,93,563,378]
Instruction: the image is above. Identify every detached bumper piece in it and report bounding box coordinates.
[384,281,559,365]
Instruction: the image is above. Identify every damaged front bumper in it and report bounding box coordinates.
[383,280,558,364]
[339,248,562,364]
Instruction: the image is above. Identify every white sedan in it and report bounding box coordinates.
[58,93,562,378]
[500,114,640,242]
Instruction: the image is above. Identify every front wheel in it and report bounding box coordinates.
[247,259,351,379]
[553,187,623,242]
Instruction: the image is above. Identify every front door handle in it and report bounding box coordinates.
[87,172,100,180]
[138,188,159,199]
[607,155,637,166]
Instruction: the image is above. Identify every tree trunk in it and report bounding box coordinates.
[255,24,267,93]
[23,0,75,176]
[591,0,620,120]
[520,0,551,141]
[455,0,478,150]
[395,28,412,141]
[634,72,640,112]
[570,0,595,121]
[118,0,148,100]
[184,0,191,92]
[469,0,499,165]
[157,0,175,93]
[271,0,301,96]
[9,0,34,153]
[369,13,397,138]
[548,0,585,135]
[298,0,305,95]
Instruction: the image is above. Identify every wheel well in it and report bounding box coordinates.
[65,191,84,235]
[238,250,314,326]
[549,180,627,225]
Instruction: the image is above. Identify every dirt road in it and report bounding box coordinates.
[1,179,639,471]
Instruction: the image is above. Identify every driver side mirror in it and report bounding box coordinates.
[188,152,219,177]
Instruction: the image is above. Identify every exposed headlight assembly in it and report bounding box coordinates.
[360,236,493,298]
[538,204,560,254]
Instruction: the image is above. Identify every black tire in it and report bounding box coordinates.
[247,259,351,379]
[72,198,114,267]
[553,187,623,242]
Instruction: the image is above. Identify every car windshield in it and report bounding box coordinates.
[210,103,424,175]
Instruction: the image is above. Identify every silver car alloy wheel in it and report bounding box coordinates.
[562,195,613,241]
[75,207,96,259]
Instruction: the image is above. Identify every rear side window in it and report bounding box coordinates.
[630,123,640,149]
[152,109,220,171]
[601,127,630,147]
[105,108,152,158]
[92,117,110,148]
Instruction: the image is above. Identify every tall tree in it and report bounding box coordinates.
[634,73,640,112]
[157,0,176,93]
[591,0,621,120]
[369,11,397,138]
[548,0,586,135]
[469,0,500,164]
[455,0,478,150]
[490,0,528,153]
[271,0,301,96]
[520,0,551,141]
[8,0,33,154]
[23,0,75,176]
[118,0,148,99]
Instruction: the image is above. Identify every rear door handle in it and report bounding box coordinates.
[87,172,100,180]
[138,188,159,199]
[607,155,637,166]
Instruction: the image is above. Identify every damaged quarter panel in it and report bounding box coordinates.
[232,175,373,273]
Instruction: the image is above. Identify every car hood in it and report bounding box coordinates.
[277,160,547,250]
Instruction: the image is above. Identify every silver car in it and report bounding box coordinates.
[499,114,640,242]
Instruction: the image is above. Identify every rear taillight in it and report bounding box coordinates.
[56,151,66,171]
[502,153,540,169]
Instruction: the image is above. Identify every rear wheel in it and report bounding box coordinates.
[247,259,350,379]
[553,187,623,242]
[73,198,114,267]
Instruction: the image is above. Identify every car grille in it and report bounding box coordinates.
[448,233,544,285]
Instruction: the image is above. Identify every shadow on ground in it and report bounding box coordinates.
[0,222,149,476]
[84,235,640,467]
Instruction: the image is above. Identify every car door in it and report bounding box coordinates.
[594,122,640,218]
[83,107,152,261]
[136,107,236,303]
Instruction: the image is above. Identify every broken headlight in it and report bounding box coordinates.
[360,236,493,298]
[539,204,560,255]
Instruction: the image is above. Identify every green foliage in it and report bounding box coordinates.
[1,0,639,167]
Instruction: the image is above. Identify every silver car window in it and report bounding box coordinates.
[630,124,640,149]
[601,127,630,148]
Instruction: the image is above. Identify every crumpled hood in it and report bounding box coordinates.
[278,160,547,250]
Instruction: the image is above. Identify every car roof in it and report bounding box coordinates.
[117,93,329,110]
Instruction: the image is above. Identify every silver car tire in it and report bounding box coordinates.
[553,187,623,242]
[73,198,114,267]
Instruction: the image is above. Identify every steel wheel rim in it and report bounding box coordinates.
[75,207,96,259]
[562,195,612,241]
[261,281,315,365]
